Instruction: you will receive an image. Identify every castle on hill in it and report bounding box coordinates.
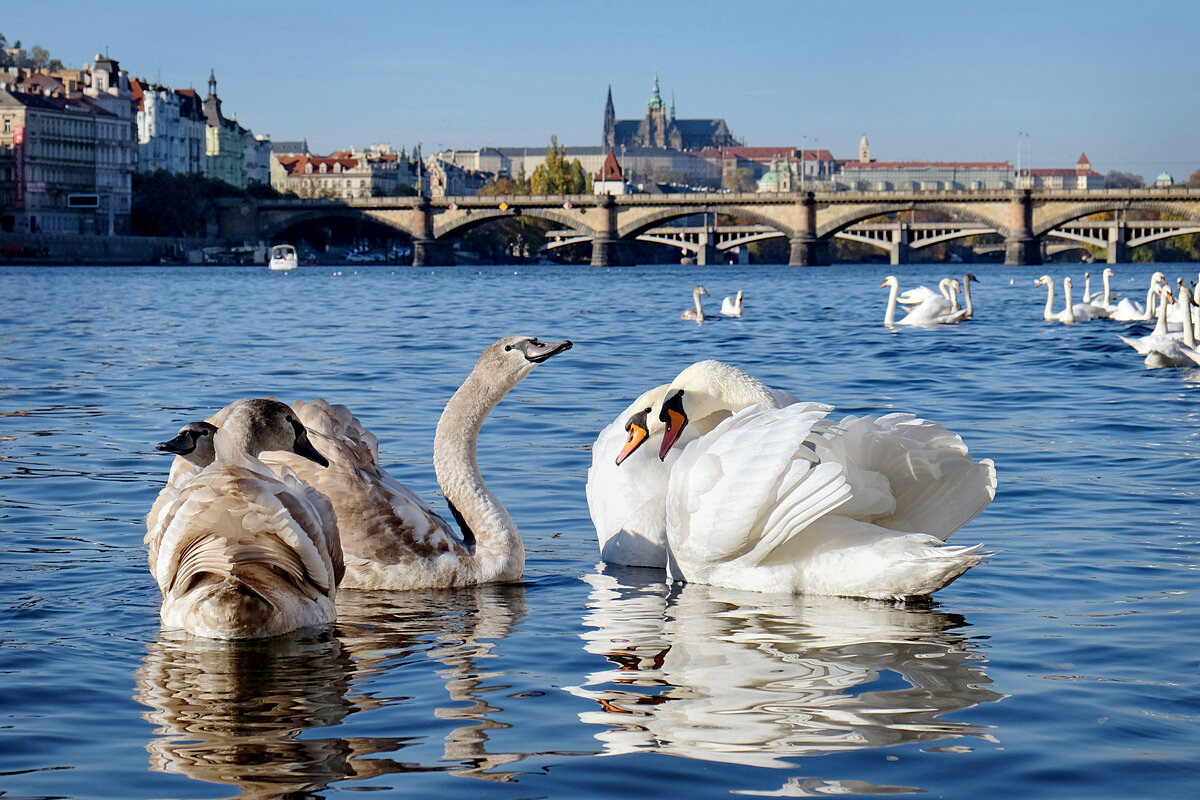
[602,76,740,152]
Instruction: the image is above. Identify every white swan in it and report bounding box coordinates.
[681,285,711,322]
[660,397,996,600]
[1035,275,1109,323]
[658,390,995,600]
[586,361,800,568]
[1131,283,1200,369]
[720,290,744,317]
[261,336,573,590]
[881,275,966,326]
[145,398,341,640]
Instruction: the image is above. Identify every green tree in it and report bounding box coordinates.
[30,47,49,69]
[1105,170,1145,189]
[530,136,579,195]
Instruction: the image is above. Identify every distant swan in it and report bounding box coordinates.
[721,290,744,317]
[145,398,340,640]
[881,275,966,325]
[653,363,996,600]
[260,336,573,590]
[1122,282,1200,369]
[1035,275,1109,323]
[681,285,711,321]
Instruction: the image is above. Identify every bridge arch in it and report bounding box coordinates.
[1034,200,1200,236]
[817,202,1010,239]
[616,205,794,240]
[260,207,418,241]
[433,207,594,240]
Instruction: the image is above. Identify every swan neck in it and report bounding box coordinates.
[884,281,897,325]
[1043,280,1055,319]
[433,368,523,576]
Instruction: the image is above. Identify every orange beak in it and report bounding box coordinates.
[615,424,649,466]
[658,408,687,460]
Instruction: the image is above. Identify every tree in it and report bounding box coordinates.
[30,47,49,69]
[1187,169,1200,188]
[1105,170,1145,189]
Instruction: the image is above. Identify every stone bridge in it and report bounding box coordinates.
[216,188,1200,267]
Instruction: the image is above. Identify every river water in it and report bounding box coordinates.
[1,262,1196,798]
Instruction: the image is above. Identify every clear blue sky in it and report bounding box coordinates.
[7,0,1198,180]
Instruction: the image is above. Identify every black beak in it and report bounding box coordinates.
[156,431,195,456]
[523,338,573,363]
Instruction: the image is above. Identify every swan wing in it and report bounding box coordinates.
[898,295,952,325]
[814,413,997,541]
[1110,298,1146,321]
[666,404,850,574]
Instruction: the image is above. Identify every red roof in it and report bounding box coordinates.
[597,149,624,181]
[275,154,359,175]
[689,146,836,162]
[1076,152,1090,165]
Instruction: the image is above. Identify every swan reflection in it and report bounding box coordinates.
[135,584,527,797]
[568,569,1005,770]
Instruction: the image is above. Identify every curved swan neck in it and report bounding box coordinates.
[433,368,523,574]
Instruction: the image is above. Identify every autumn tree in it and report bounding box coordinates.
[1187,169,1200,187]
[529,136,588,195]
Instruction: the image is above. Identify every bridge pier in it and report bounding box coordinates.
[590,195,619,267]
[789,192,830,266]
[1107,222,1128,264]
[890,223,910,266]
[695,230,721,266]
[1004,190,1043,266]
[413,240,455,267]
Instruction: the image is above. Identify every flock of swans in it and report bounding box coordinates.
[146,332,997,639]
[881,267,1200,370]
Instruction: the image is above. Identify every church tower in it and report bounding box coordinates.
[859,134,871,163]
[603,85,616,149]
[646,74,668,148]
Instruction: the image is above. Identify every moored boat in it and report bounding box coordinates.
[268,244,298,271]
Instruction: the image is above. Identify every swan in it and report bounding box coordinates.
[881,275,966,326]
[720,290,744,317]
[586,361,801,568]
[961,273,979,319]
[261,336,573,590]
[681,285,711,322]
[1082,271,1095,304]
[1035,275,1109,323]
[657,377,996,600]
[1136,283,1200,369]
[145,398,341,640]
[1118,283,1184,356]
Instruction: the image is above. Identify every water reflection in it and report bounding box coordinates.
[568,569,1005,773]
[135,584,527,797]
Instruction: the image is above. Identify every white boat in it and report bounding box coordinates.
[268,244,298,271]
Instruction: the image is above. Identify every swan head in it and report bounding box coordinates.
[693,285,710,297]
[1103,267,1114,278]
[1034,275,1052,287]
[474,336,573,392]
[614,384,670,466]
[655,361,775,459]
[157,421,218,468]
[214,398,329,466]
[881,275,899,289]
[964,273,979,284]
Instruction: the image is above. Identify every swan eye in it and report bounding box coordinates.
[505,345,513,351]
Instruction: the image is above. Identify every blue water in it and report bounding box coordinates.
[1,262,1197,799]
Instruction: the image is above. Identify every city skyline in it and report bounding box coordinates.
[7,0,1199,180]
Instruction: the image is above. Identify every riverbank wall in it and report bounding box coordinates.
[0,233,222,265]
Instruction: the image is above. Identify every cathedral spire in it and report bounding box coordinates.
[603,85,616,149]
[648,74,664,111]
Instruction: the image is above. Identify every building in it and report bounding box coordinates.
[695,146,839,191]
[602,78,740,152]
[131,79,207,175]
[0,89,99,234]
[837,160,1015,191]
[593,150,627,195]
[1155,171,1175,188]
[425,156,489,197]
[271,145,412,199]
[79,56,136,231]
[1028,153,1104,190]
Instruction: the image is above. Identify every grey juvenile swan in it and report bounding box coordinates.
[145,398,340,640]
[160,337,573,592]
